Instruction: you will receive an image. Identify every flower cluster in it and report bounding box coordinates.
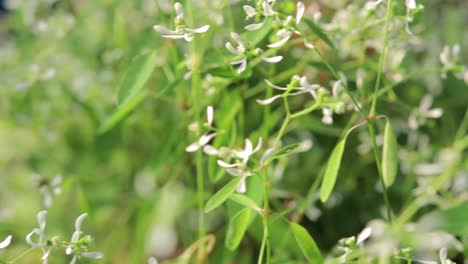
[225,32,283,73]
[217,138,263,193]
[186,106,217,152]
[153,2,210,42]
[25,210,102,264]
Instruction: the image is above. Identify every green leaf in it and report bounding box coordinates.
[290,223,323,263]
[204,177,242,213]
[418,201,468,236]
[272,144,301,160]
[320,139,346,202]
[98,51,157,133]
[302,18,336,50]
[118,51,157,104]
[98,91,147,134]
[229,194,258,208]
[382,120,398,187]
[225,208,254,250]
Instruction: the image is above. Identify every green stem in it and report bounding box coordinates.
[258,170,271,264]
[8,247,35,264]
[370,0,393,116]
[186,1,206,262]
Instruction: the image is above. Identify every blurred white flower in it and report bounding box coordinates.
[226,32,282,73]
[256,75,320,105]
[26,210,51,264]
[217,138,262,193]
[148,257,159,264]
[67,213,103,264]
[408,95,443,130]
[244,1,276,31]
[153,2,209,42]
[267,2,314,49]
[186,106,217,152]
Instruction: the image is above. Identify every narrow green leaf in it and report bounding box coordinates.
[229,194,258,208]
[204,177,242,213]
[302,18,336,50]
[225,208,254,250]
[320,139,346,202]
[118,51,157,104]
[382,120,398,187]
[290,223,323,263]
[272,143,301,160]
[98,91,147,134]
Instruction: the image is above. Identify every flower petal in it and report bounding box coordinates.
[425,108,443,118]
[296,2,305,25]
[243,5,257,18]
[236,58,247,73]
[267,35,291,48]
[245,22,264,31]
[253,138,263,153]
[236,178,247,193]
[199,133,217,146]
[203,145,219,156]
[186,142,201,152]
[74,213,87,232]
[206,106,214,125]
[262,56,283,63]
[356,227,372,245]
[225,42,240,55]
[263,1,275,16]
[190,25,210,34]
[153,25,177,35]
[174,2,184,19]
[148,257,159,264]
[304,39,315,49]
[37,211,47,231]
[217,160,237,168]
[26,230,43,248]
[230,32,244,47]
[0,235,12,249]
[256,95,283,105]
[264,79,288,90]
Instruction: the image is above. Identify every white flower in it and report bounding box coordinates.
[26,210,51,264]
[217,138,262,193]
[321,108,334,125]
[225,32,282,74]
[244,1,277,31]
[186,106,217,152]
[153,2,209,42]
[0,235,12,249]
[67,213,103,264]
[408,94,443,130]
[256,76,321,105]
[267,2,311,49]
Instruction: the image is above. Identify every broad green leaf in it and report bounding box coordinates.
[382,120,398,187]
[290,223,323,263]
[302,18,336,50]
[225,208,254,250]
[204,177,242,213]
[418,201,468,236]
[320,139,346,202]
[229,194,258,208]
[118,51,157,104]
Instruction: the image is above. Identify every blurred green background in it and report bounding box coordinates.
[0,0,467,263]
